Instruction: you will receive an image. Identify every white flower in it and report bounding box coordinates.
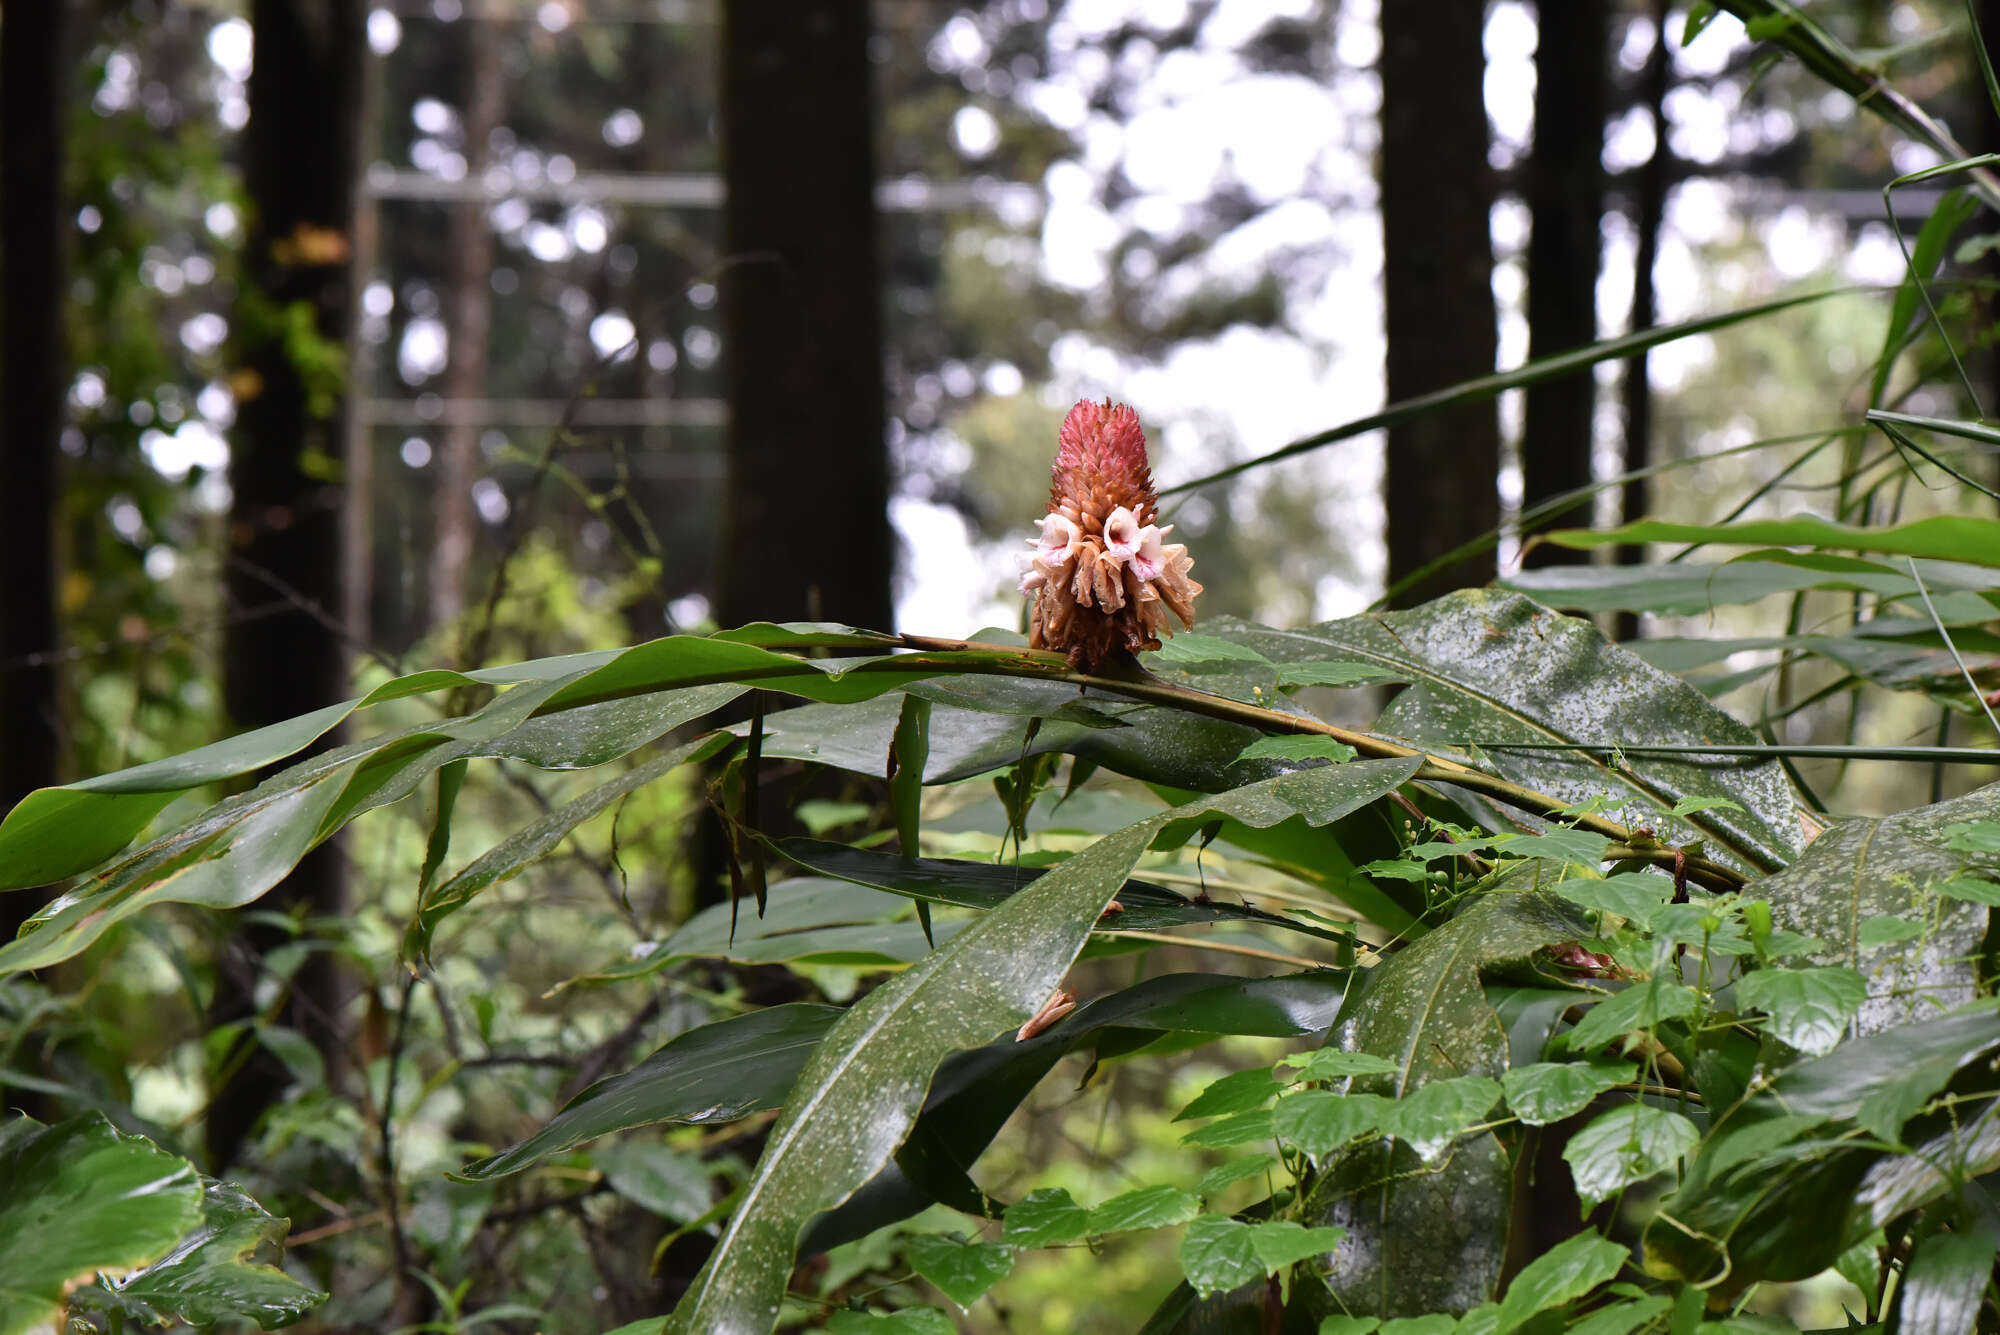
[1032,512,1085,566]
[1128,523,1170,581]
[1102,506,1142,562]
[1016,550,1049,595]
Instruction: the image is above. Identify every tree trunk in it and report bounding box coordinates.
[212,0,363,1170]
[1519,0,1608,567]
[0,0,68,1060]
[428,15,503,636]
[1618,0,1672,641]
[716,2,893,632]
[1380,0,1502,607]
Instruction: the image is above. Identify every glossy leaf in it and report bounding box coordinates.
[595,878,953,987]
[1272,1091,1391,1159]
[1179,1214,1265,1296]
[1181,1109,1274,1150]
[1566,980,1700,1053]
[0,1113,203,1335]
[1176,1068,1282,1121]
[1088,1185,1202,1234]
[1247,1220,1345,1271]
[1382,1076,1503,1162]
[1283,1050,1404,1082]
[803,969,1353,1252]
[1896,1230,1996,1335]
[663,796,1175,1334]
[1646,1008,2000,1290]
[1753,784,2000,1033]
[907,1233,1014,1309]
[80,1178,326,1329]
[1301,877,1594,1317]
[0,765,352,975]
[0,625,1051,892]
[1563,1104,1699,1208]
[1001,1188,1091,1247]
[1493,1232,1628,1334]
[1503,553,2000,620]
[1548,514,2000,567]
[1499,1061,1636,1127]
[771,838,1346,942]
[1735,967,1866,1055]
[456,1003,845,1180]
[1198,593,1801,872]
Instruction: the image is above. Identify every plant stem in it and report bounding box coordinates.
[893,634,1753,891]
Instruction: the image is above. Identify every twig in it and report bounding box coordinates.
[557,993,665,1105]
[1906,558,2000,742]
[378,973,420,1309]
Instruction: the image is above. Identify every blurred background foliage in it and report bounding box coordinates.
[4,0,2000,1329]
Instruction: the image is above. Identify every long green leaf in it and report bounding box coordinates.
[1547,514,2000,567]
[456,1003,847,1181]
[1160,290,1855,498]
[664,811,1166,1334]
[1710,0,2000,209]
[666,761,1414,1334]
[1502,552,2000,620]
[1897,1231,1997,1335]
[407,732,730,966]
[770,838,1347,941]
[0,628,1050,890]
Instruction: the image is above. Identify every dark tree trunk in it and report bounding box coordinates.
[211,0,363,1170]
[1980,0,2000,463]
[716,2,892,632]
[0,0,68,1089]
[1617,0,1672,641]
[0,0,67,873]
[1380,0,1502,607]
[1519,0,1608,567]
[429,15,503,636]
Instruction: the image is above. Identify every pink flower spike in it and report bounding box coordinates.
[1102,506,1142,562]
[1129,525,1167,581]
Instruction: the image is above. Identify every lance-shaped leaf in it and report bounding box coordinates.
[1503,552,2000,621]
[0,627,1042,891]
[667,759,1415,1334]
[456,1003,847,1180]
[769,838,1349,942]
[584,878,958,990]
[1547,514,2000,567]
[0,765,353,975]
[664,809,1167,1334]
[0,1113,204,1335]
[1299,877,1597,1318]
[407,732,731,965]
[1195,592,1802,872]
[1751,782,2000,1034]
